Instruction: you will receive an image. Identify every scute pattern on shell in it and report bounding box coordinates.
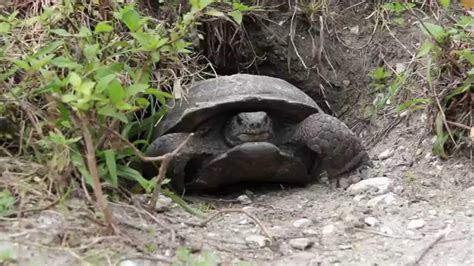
[154,74,323,137]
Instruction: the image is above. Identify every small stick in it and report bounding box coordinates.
[117,255,173,264]
[76,115,118,235]
[407,225,452,266]
[195,208,274,242]
[148,134,193,209]
[354,228,421,240]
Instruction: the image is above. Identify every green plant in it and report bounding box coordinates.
[410,11,473,158]
[0,0,256,229]
[0,190,15,214]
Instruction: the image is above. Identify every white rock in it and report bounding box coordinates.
[428,210,438,216]
[289,238,314,250]
[322,224,335,235]
[154,195,172,211]
[367,193,397,207]
[350,25,359,34]
[237,195,252,205]
[119,260,139,266]
[347,177,393,195]
[380,226,393,235]
[396,63,406,73]
[407,219,426,229]
[245,234,270,247]
[302,229,318,236]
[378,149,394,160]
[293,218,313,228]
[353,194,365,202]
[463,186,474,199]
[239,219,249,225]
[364,217,378,227]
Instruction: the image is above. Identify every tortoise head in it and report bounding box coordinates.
[223,111,274,146]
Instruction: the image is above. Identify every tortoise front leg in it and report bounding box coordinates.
[292,113,373,188]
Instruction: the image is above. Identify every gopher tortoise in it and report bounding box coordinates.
[142,74,371,192]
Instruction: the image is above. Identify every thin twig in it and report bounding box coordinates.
[355,228,421,240]
[117,255,173,264]
[193,208,274,242]
[446,120,471,130]
[407,225,452,266]
[3,197,61,218]
[148,134,193,209]
[74,114,118,234]
[100,125,193,163]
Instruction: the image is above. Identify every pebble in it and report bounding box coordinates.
[237,195,252,205]
[380,226,393,235]
[407,219,426,229]
[347,177,393,195]
[378,149,394,160]
[119,260,139,266]
[364,217,378,227]
[303,229,318,236]
[463,186,474,199]
[344,214,364,228]
[245,234,270,247]
[367,193,397,207]
[353,194,365,202]
[293,218,313,228]
[154,195,173,211]
[289,238,314,250]
[322,224,335,235]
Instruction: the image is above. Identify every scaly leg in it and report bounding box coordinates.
[292,113,373,188]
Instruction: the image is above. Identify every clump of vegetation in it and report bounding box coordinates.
[0,0,254,231]
[367,1,472,159]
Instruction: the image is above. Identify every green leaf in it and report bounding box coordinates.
[13,59,30,70]
[61,94,77,103]
[104,150,118,187]
[98,105,128,123]
[76,81,95,96]
[108,79,125,104]
[84,43,100,60]
[94,22,113,33]
[51,28,72,36]
[460,51,474,65]
[232,2,255,12]
[30,54,55,70]
[126,84,149,98]
[51,56,82,69]
[120,5,147,32]
[205,9,225,17]
[0,22,11,33]
[420,22,447,42]
[95,74,116,93]
[33,41,64,58]
[116,165,154,193]
[396,97,431,112]
[77,26,92,37]
[229,10,243,24]
[440,0,450,9]
[417,41,434,58]
[68,72,82,87]
[71,152,93,186]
